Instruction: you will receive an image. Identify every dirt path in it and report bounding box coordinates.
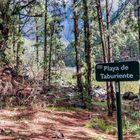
[0,107,117,140]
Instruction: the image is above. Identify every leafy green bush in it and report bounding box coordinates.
[121,82,139,93]
[85,118,94,128]
[94,117,107,131]
[93,101,107,107]
[85,117,116,135]
[106,126,117,135]
[128,110,140,120]
[123,116,140,137]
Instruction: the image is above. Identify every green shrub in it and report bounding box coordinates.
[93,101,107,107]
[121,82,139,93]
[129,124,140,135]
[128,110,140,120]
[106,126,117,135]
[85,117,116,135]
[94,117,107,131]
[123,116,140,137]
[85,118,94,128]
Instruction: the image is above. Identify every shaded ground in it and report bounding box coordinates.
[0,66,139,140]
[0,107,117,140]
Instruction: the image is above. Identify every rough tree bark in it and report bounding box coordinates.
[137,0,140,93]
[16,13,21,74]
[48,22,55,86]
[0,1,10,63]
[95,0,107,63]
[73,0,83,96]
[43,0,48,83]
[12,29,16,62]
[105,0,116,116]
[82,0,92,96]
[106,0,112,63]
[96,0,115,116]
[35,18,39,71]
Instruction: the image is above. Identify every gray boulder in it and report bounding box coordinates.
[123,91,138,100]
[92,86,107,100]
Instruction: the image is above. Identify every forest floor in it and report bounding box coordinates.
[0,106,116,140]
[0,105,137,140]
[0,66,139,140]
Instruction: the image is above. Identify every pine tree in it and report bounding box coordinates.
[43,0,48,83]
[73,0,83,95]
[82,0,92,97]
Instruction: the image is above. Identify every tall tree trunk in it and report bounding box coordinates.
[82,0,92,96]
[12,30,16,62]
[35,18,39,71]
[138,0,140,60]
[16,42,20,73]
[48,23,54,86]
[105,0,116,116]
[43,0,48,82]
[106,0,112,62]
[95,0,107,63]
[73,0,83,97]
[96,0,115,116]
[0,1,10,63]
[137,0,140,94]
[16,13,21,74]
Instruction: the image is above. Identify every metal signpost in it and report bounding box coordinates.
[115,81,122,140]
[95,61,140,140]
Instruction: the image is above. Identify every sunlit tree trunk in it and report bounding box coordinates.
[106,0,116,116]
[0,1,10,64]
[95,0,107,63]
[48,23,55,86]
[96,0,115,116]
[35,18,39,71]
[43,0,48,83]
[73,0,83,97]
[12,30,16,62]
[16,13,21,74]
[137,0,140,93]
[82,0,92,96]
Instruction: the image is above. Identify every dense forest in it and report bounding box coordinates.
[0,0,140,139]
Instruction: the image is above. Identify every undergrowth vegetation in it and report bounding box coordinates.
[85,117,117,135]
[61,69,140,93]
[85,115,140,139]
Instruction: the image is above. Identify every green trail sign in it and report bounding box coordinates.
[95,61,140,140]
[95,61,140,82]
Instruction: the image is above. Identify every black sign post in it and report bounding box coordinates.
[95,61,140,140]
